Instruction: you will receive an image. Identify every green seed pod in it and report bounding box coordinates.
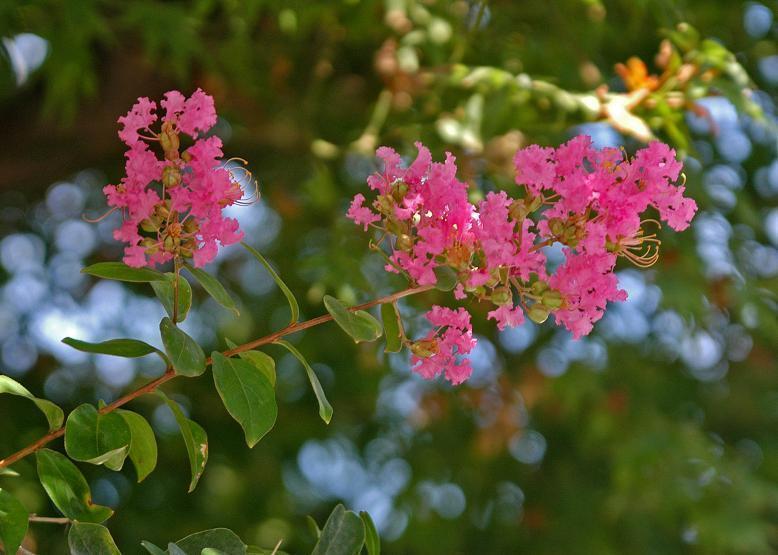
[491,286,512,305]
[541,289,563,308]
[527,304,550,324]
[140,219,158,233]
[163,235,174,252]
[162,165,181,188]
[549,218,565,237]
[531,280,549,295]
[527,194,543,212]
[509,199,528,221]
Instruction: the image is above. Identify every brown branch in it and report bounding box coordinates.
[0,285,433,470]
[28,515,71,525]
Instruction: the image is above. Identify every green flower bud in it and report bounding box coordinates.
[541,289,563,308]
[531,280,549,295]
[527,304,550,324]
[491,286,512,305]
[549,218,565,237]
[396,234,414,251]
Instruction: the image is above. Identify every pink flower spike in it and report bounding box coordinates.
[177,88,218,138]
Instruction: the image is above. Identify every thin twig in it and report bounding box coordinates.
[28,514,70,525]
[0,285,433,469]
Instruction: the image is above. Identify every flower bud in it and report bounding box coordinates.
[183,219,199,234]
[549,218,565,237]
[410,339,439,358]
[509,199,528,221]
[531,280,549,295]
[140,218,158,233]
[491,286,512,305]
[527,194,543,212]
[163,235,175,252]
[527,304,550,324]
[541,289,563,308]
[396,234,414,251]
[162,165,181,188]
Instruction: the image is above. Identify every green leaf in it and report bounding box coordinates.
[0,469,19,478]
[68,522,121,555]
[359,511,380,555]
[35,449,113,523]
[117,410,158,482]
[380,303,403,353]
[0,488,27,555]
[0,375,64,431]
[211,353,277,448]
[307,515,322,539]
[140,540,167,555]
[174,528,246,555]
[82,262,165,282]
[62,337,163,359]
[225,339,276,387]
[64,404,131,470]
[168,544,187,555]
[323,295,382,343]
[158,393,208,492]
[311,504,366,555]
[274,340,333,424]
[160,317,206,377]
[433,266,458,291]
[242,242,299,324]
[184,264,239,317]
[152,272,193,323]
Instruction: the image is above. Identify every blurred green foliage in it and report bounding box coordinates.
[1,0,778,553]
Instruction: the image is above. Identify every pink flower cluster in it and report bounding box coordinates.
[103,89,244,268]
[349,136,697,384]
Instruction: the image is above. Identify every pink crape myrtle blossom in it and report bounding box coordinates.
[103,89,248,268]
[411,306,476,385]
[350,136,697,383]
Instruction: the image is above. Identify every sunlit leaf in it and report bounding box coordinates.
[160,317,206,377]
[173,528,247,555]
[0,374,64,431]
[64,404,131,470]
[0,488,27,555]
[311,504,365,555]
[117,410,158,482]
[242,242,299,324]
[36,449,113,522]
[152,272,193,323]
[211,352,277,448]
[184,264,240,317]
[274,340,333,424]
[82,262,165,282]
[158,392,208,492]
[323,295,382,343]
[68,522,121,555]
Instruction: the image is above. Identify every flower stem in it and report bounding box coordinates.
[0,285,433,470]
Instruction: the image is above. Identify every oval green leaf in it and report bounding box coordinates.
[432,265,458,291]
[225,339,276,387]
[211,353,277,448]
[0,488,28,555]
[68,522,121,555]
[35,449,113,523]
[312,504,366,555]
[241,242,299,324]
[140,540,167,555]
[0,375,64,432]
[117,410,158,482]
[158,393,208,492]
[160,317,206,377]
[174,528,247,555]
[82,262,165,282]
[274,340,333,424]
[151,272,193,323]
[184,264,239,317]
[62,337,163,359]
[323,295,382,343]
[64,404,131,470]
[380,303,403,353]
